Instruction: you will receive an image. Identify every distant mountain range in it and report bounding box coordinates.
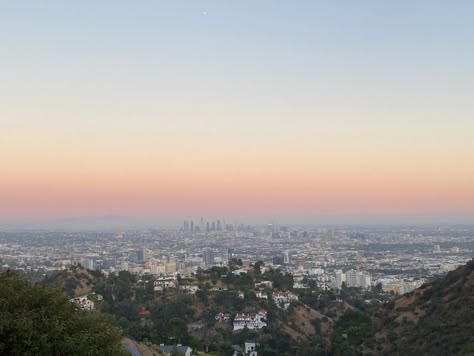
[0,216,175,231]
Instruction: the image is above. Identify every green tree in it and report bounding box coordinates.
[254,260,264,276]
[331,310,372,356]
[0,272,127,356]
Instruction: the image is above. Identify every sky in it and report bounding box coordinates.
[1,1,474,224]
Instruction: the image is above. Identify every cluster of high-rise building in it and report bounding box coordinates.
[183,218,251,233]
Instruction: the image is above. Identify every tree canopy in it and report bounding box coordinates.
[0,272,127,356]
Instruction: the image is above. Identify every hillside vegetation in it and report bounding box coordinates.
[0,271,126,356]
[91,266,335,355]
[368,260,474,356]
[41,265,104,297]
[30,259,474,356]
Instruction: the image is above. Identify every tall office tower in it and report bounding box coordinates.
[345,270,358,287]
[222,249,229,263]
[206,222,210,232]
[203,248,215,267]
[83,258,94,270]
[184,220,189,231]
[359,273,372,289]
[335,270,346,288]
[190,220,194,232]
[265,224,273,234]
[272,255,284,265]
[227,248,235,261]
[137,248,149,262]
[283,251,290,265]
[217,219,222,231]
[200,217,204,231]
[211,222,216,231]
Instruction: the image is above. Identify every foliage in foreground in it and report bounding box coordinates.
[0,271,127,356]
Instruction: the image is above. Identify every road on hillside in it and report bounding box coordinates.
[122,339,143,356]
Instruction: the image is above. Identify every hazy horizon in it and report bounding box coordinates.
[1,214,473,232]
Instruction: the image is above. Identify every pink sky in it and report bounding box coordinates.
[2,133,473,219]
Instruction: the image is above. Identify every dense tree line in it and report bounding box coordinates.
[0,271,126,356]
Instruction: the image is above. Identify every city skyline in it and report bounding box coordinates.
[2,1,474,221]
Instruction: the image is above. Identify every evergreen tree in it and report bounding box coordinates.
[0,272,127,356]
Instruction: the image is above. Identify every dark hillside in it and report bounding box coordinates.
[368,260,474,356]
[0,271,125,355]
[40,265,104,297]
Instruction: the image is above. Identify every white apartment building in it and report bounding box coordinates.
[233,311,267,331]
[71,296,95,311]
[334,270,371,289]
[272,291,298,310]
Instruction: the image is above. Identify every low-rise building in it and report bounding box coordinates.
[379,279,425,295]
[154,276,177,291]
[233,311,267,331]
[71,296,95,311]
[215,312,231,322]
[244,341,258,356]
[255,281,273,289]
[159,344,192,356]
[272,291,298,310]
[180,285,199,294]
